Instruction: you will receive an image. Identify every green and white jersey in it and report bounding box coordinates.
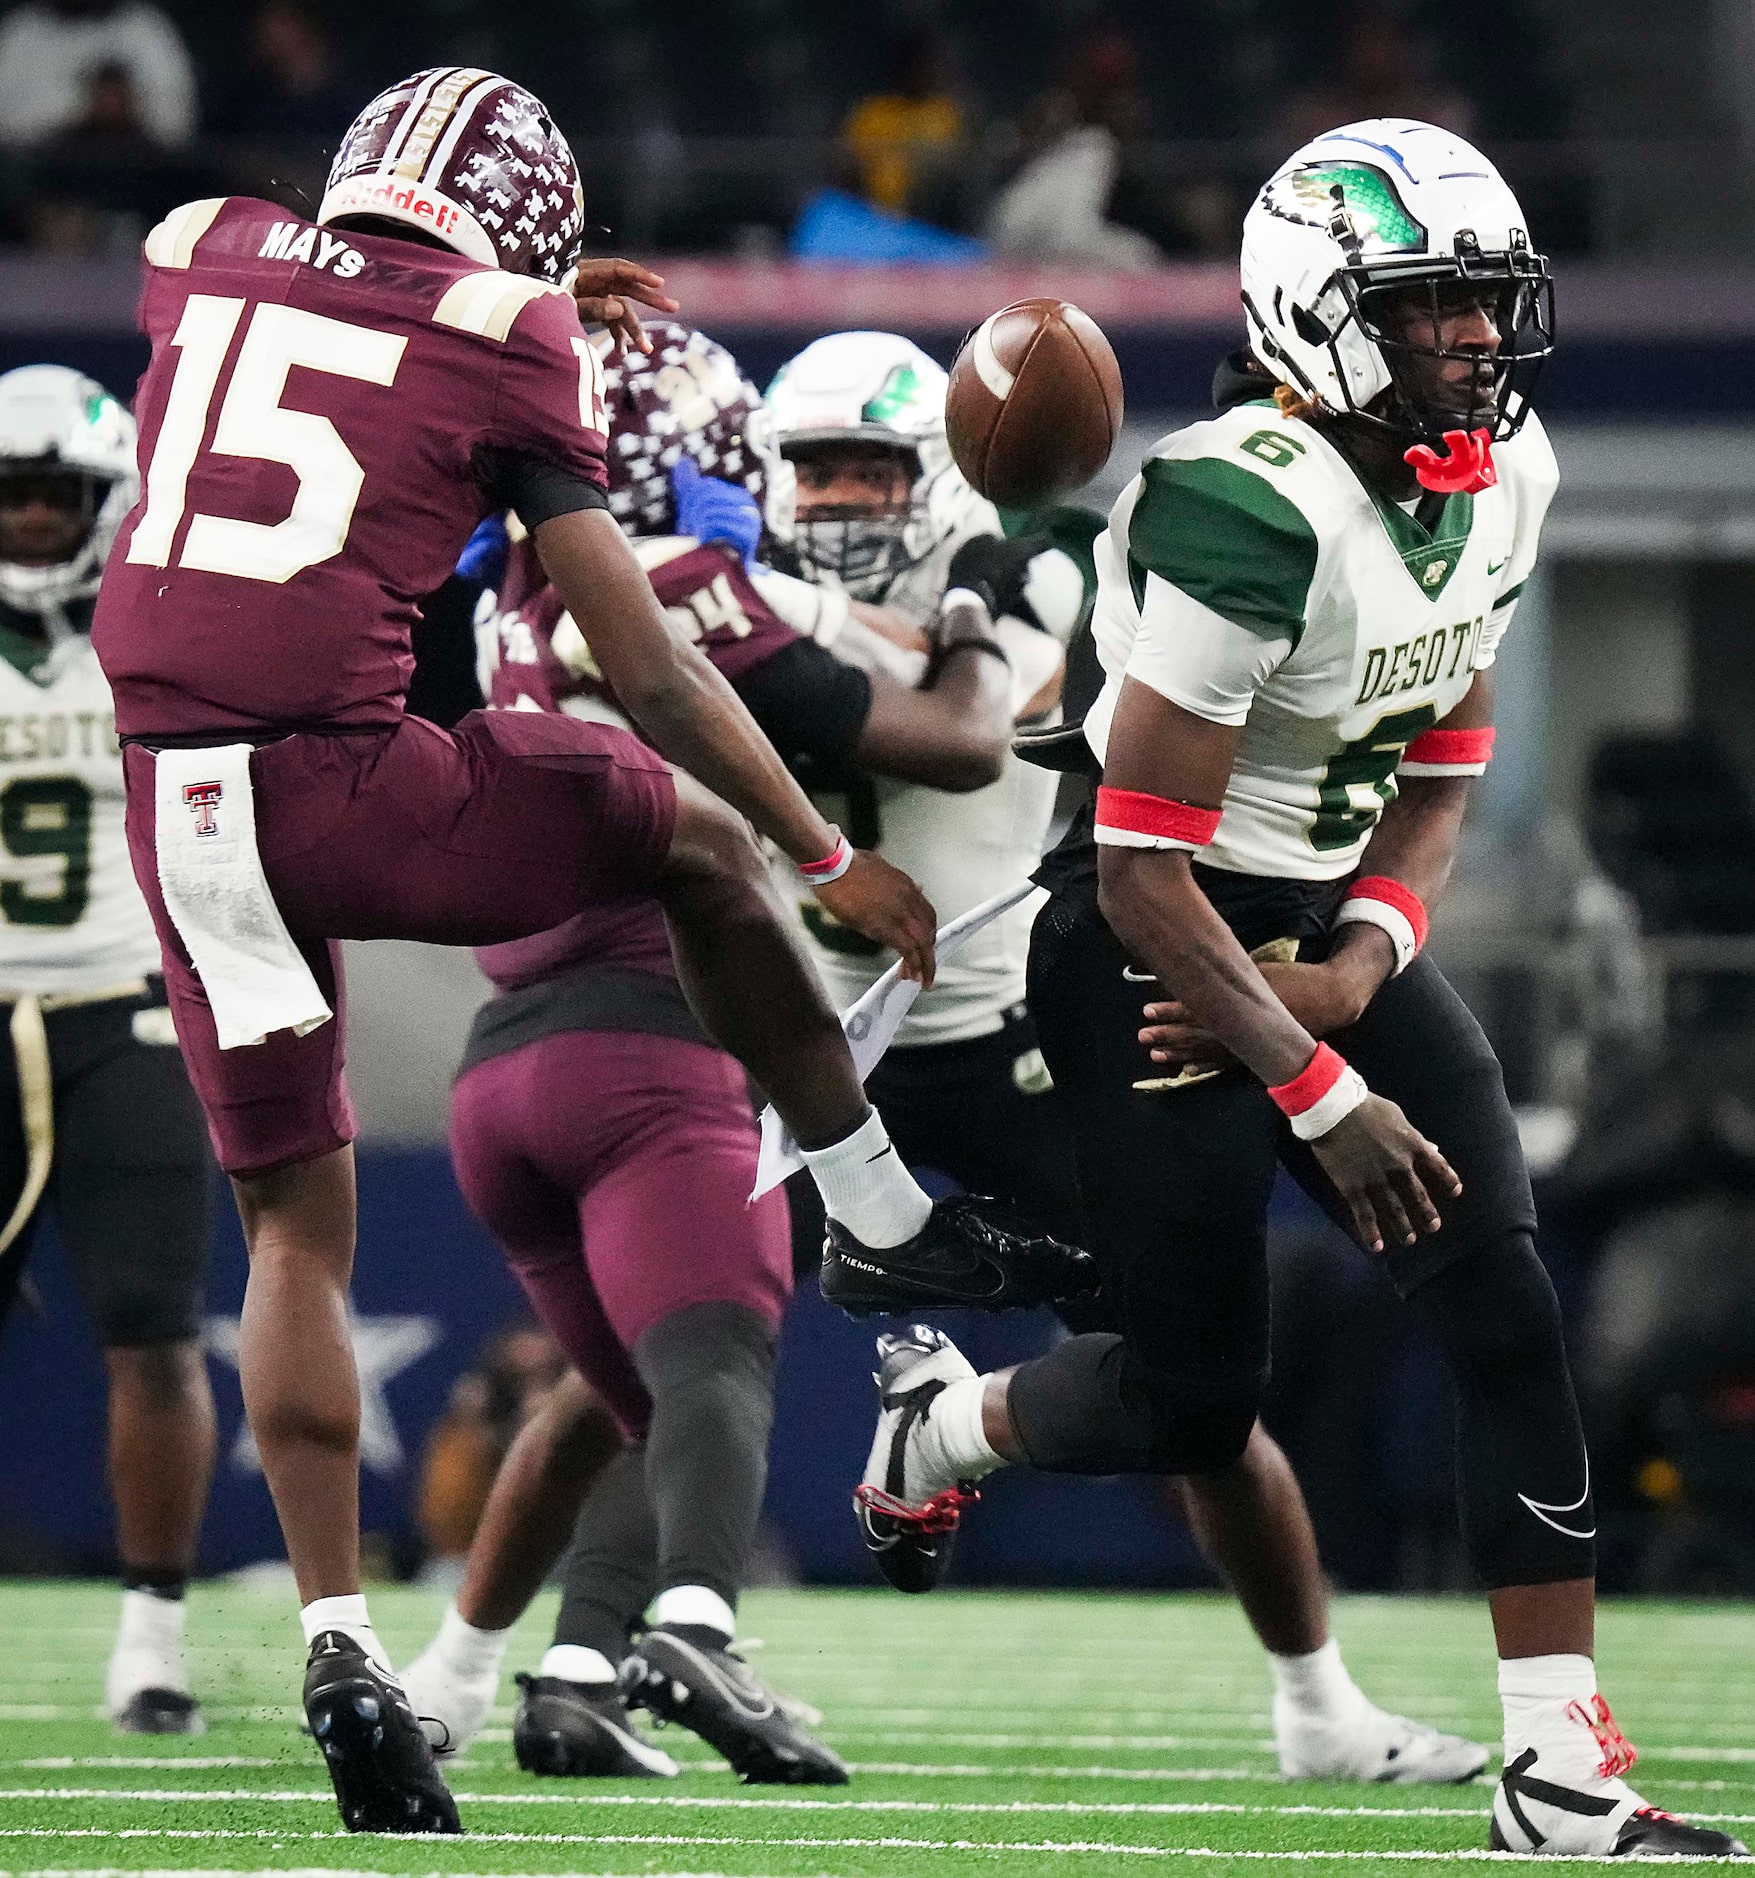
[0,613,160,993]
[1084,401,1557,880]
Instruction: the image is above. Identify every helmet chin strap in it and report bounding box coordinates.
[1404,427,1498,496]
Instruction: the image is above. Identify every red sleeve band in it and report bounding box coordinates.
[1403,726,1496,768]
[1267,1042,1347,1118]
[1346,876,1430,951]
[1094,786,1222,846]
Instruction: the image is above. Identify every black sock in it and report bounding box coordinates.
[122,1569,187,1601]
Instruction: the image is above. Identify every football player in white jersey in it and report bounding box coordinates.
[773,331,1487,1786]
[0,365,216,1734]
[852,122,1746,1857]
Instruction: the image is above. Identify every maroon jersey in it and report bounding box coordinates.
[473,532,873,994]
[94,196,609,737]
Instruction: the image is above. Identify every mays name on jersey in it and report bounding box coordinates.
[1084,399,1557,879]
[0,629,160,993]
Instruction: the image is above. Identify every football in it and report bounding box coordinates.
[945,298,1125,510]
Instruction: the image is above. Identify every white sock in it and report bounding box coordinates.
[108,1589,188,1705]
[915,1374,1005,1489]
[1499,1653,1599,1771]
[1269,1636,1361,1720]
[801,1110,932,1249]
[436,1602,510,1680]
[300,1594,390,1673]
[540,1642,617,1685]
[650,1584,736,1643]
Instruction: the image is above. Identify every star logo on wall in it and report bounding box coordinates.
[203,1313,442,1476]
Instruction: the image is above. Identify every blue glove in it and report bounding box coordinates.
[671,457,762,570]
[456,513,510,586]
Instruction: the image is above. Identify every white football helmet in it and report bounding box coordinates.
[765,331,991,607]
[1240,119,1553,442]
[0,364,138,620]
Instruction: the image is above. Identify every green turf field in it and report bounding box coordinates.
[0,1582,1750,1875]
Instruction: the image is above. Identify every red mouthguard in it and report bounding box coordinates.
[1403,427,1498,495]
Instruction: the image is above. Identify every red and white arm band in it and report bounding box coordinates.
[797,826,853,887]
[1333,875,1429,977]
[1093,785,1222,852]
[1268,1042,1370,1141]
[1399,725,1496,777]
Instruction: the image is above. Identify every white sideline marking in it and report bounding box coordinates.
[7,1789,1754,1827]
[0,1828,1746,1864]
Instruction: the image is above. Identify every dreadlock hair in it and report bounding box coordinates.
[1273,382,1322,423]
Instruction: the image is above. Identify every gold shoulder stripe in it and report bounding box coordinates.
[142,198,228,270]
[431,271,566,343]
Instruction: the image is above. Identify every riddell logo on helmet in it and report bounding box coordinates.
[327,177,460,235]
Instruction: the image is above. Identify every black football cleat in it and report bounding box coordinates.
[302,1631,461,1834]
[622,1626,848,1786]
[511,1672,678,1778]
[113,1688,204,1736]
[854,1324,980,1595]
[819,1192,1097,1316]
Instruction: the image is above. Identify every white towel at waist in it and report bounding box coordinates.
[153,743,333,1050]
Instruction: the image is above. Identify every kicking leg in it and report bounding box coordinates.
[657,778,1091,1311]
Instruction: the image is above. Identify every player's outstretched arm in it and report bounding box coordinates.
[1097,676,1458,1252]
[856,595,1013,792]
[534,506,938,981]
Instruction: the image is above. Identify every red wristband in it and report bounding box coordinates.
[1267,1042,1348,1117]
[1402,726,1496,772]
[798,828,853,883]
[1345,876,1429,951]
[1094,786,1222,847]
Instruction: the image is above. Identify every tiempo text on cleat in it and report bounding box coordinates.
[819,1192,1097,1316]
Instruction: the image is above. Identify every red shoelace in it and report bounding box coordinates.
[1566,1693,1639,1779]
[854,1482,979,1534]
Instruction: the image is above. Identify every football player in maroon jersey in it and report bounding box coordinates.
[397,321,1025,1783]
[91,69,1088,1834]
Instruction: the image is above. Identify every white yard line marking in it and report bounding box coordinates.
[6,1787,1753,1827]
[5,1762,281,1772]
[0,1828,1746,1864]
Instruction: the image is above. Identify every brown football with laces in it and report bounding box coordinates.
[945,298,1124,510]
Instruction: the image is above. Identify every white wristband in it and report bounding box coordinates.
[939,586,990,616]
[797,826,854,887]
[1334,898,1419,976]
[1287,1065,1370,1140]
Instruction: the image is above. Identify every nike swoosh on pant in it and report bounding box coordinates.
[1518,1457,1595,1539]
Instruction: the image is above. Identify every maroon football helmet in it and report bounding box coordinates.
[602,320,777,537]
[319,67,585,283]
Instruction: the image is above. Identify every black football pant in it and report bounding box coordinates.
[0,981,213,1348]
[1016,891,1596,1590]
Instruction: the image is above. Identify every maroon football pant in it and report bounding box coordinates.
[448,1028,792,1437]
[123,711,676,1174]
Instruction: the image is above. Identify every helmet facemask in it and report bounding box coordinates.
[786,441,921,601]
[1338,237,1553,444]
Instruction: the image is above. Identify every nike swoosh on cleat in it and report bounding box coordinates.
[1517,1457,1595,1540]
[1487,559,1508,575]
[1121,966,1158,982]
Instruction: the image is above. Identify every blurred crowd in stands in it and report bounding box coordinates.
[0,0,1580,259]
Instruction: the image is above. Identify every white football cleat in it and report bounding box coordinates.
[1491,1694,1747,1857]
[854,1325,982,1594]
[400,1638,500,1758]
[1276,1686,1488,1784]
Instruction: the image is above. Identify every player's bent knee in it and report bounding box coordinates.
[1126,1369,1259,1475]
[1410,1230,1565,1379]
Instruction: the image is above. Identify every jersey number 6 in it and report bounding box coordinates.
[127,294,408,585]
